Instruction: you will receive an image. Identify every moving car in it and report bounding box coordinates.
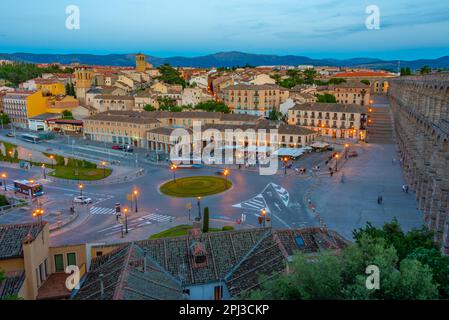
[112,145,123,150]
[73,196,93,204]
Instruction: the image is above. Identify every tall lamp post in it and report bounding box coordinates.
[197,196,202,220]
[78,183,84,198]
[124,207,129,234]
[260,208,267,227]
[1,173,7,191]
[334,154,339,172]
[32,208,44,225]
[223,168,230,187]
[42,164,46,179]
[101,161,107,178]
[49,155,55,169]
[8,150,13,163]
[282,157,289,175]
[344,143,349,159]
[133,189,139,213]
[170,164,177,182]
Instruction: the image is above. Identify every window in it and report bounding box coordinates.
[54,254,64,272]
[67,252,77,266]
[214,285,223,300]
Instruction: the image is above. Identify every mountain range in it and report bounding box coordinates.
[1,51,449,70]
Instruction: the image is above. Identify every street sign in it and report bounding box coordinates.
[115,203,121,213]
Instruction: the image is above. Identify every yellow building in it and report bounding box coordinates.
[36,80,66,96]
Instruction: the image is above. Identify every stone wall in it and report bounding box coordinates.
[389,74,449,254]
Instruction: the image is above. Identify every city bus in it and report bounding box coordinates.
[20,133,42,144]
[13,180,44,197]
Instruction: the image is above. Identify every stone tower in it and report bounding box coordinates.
[135,53,147,72]
[74,68,94,104]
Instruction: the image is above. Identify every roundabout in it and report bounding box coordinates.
[160,176,232,198]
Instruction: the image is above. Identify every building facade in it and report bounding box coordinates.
[220,84,289,116]
[2,91,48,129]
[288,103,368,141]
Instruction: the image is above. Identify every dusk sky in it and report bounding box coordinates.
[1,0,449,60]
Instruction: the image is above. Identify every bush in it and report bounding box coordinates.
[222,226,234,231]
[0,195,9,207]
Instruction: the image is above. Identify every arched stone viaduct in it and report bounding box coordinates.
[389,74,449,254]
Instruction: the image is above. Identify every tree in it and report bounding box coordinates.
[245,220,443,300]
[408,247,449,298]
[62,110,74,119]
[70,83,76,97]
[202,207,209,233]
[65,83,71,95]
[303,68,317,84]
[316,93,336,103]
[157,64,186,87]
[0,113,10,125]
[143,104,156,112]
[419,65,432,75]
[353,219,436,260]
[268,109,282,121]
[195,100,230,113]
[360,79,371,85]
[400,67,412,76]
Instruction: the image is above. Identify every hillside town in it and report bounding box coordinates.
[1,54,448,303]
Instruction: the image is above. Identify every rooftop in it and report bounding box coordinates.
[75,227,348,299]
[0,223,46,260]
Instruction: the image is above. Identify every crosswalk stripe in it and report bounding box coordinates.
[90,207,116,215]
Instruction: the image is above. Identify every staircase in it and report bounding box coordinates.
[367,107,395,144]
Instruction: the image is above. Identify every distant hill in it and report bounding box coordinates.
[1,51,448,70]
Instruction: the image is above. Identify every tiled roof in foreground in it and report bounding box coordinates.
[0,271,25,299]
[0,223,45,260]
[75,227,349,300]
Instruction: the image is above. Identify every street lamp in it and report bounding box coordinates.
[133,189,139,213]
[197,196,202,220]
[8,150,12,163]
[101,161,107,178]
[124,207,129,234]
[78,183,84,197]
[282,157,289,175]
[223,168,230,187]
[41,164,46,179]
[260,208,267,227]
[49,155,54,169]
[170,164,177,182]
[334,154,339,172]
[1,173,7,191]
[32,208,44,225]
[344,143,349,159]
[28,153,32,164]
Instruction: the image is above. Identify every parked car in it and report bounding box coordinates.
[73,196,92,204]
[6,132,15,137]
[348,151,358,158]
[124,145,134,152]
[112,145,123,150]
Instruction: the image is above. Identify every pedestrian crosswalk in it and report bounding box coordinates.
[139,213,173,223]
[233,194,269,212]
[90,207,116,215]
[271,183,290,206]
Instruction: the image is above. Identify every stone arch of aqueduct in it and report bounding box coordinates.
[389,73,449,254]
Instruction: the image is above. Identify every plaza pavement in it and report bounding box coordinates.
[308,142,424,240]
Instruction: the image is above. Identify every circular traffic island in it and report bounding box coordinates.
[160,176,232,198]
